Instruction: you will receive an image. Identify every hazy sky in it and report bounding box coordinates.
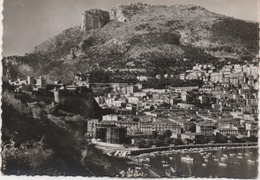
[3,0,259,56]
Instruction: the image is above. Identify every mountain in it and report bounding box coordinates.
[3,3,258,82]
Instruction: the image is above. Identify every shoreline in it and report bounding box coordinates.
[129,145,259,159]
[92,140,258,159]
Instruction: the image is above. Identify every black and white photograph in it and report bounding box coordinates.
[1,0,259,178]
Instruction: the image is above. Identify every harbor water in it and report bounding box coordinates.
[138,147,258,178]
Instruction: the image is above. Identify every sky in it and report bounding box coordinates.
[2,0,259,56]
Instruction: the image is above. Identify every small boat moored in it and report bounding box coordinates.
[219,162,227,167]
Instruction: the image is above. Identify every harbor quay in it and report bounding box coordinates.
[92,141,258,157]
[129,142,258,156]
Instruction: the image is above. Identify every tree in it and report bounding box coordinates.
[194,138,203,144]
[246,136,258,142]
[89,70,111,83]
[145,139,153,148]
[163,130,172,138]
[151,131,159,139]
[135,139,146,148]
[185,138,193,144]
[173,139,184,145]
[188,125,196,133]
[229,135,241,143]
[215,133,228,143]
[153,139,164,147]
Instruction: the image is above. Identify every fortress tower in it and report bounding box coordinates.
[81,9,110,31]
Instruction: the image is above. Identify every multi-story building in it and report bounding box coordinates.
[139,121,181,135]
[240,105,258,114]
[243,65,259,79]
[196,122,216,136]
[27,76,35,85]
[86,119,99,138]
[136,75,149,81]
[102,114,120,121]
[216,127,239,136]
[94,117,181,137]
[127,96,139,104]
[36,76,46,89]
[95,124,127,144]
[245,121,258,131]
[118,120,139,134]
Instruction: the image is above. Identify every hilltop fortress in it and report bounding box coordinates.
[80,3,136,31]
[81,3,217,31]
[80,3,140,31]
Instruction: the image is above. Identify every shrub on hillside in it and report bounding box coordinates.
[2,141,54,174]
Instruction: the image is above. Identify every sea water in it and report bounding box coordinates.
[148,147,258,178]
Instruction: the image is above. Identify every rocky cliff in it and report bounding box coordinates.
[81,9,110,31]
[110,3,219,23]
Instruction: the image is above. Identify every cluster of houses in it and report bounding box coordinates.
[179,63,259,90]
[85,108,258,145]
[8,62,259,146]
[84,70,258,144]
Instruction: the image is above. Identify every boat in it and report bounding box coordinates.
[223,154,228,158]
[237,156,242,159]
[163,164,170,168]
[170,166,176,173]
[162,160,166,164]
[218,162,227,167]
[143,163,151,167]
[181,156,193,163]
[247,159,255,164]
[202,163,206,167]
[220,157,226,162]
[238,153,242,156]
[214,158,219,162]
[169,157,173,160]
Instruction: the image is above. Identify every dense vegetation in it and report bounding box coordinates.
[212,18,259,55]
[1,86,88,175]
[142,78,204,89]
[1,83,131,175]
[134,130,177,148]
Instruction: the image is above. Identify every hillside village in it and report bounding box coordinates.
[8,60,259,149]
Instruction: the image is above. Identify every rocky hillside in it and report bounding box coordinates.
[3,3,258,82]
[1,84,131,175]
[110,3,219,22]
